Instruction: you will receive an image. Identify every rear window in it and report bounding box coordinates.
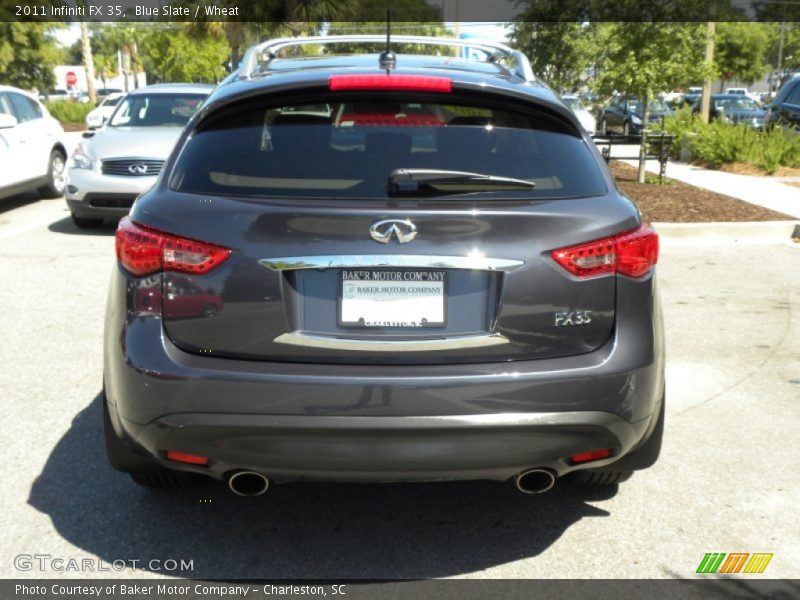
[170,98,607,200]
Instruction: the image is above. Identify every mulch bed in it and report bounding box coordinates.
[61,123,85,132]
[610,161,794,222]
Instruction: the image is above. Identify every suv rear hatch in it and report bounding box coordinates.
[135,86,640,365]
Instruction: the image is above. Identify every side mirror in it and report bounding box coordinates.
[0,114,18,129]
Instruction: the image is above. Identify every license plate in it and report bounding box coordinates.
[339,270,446,328]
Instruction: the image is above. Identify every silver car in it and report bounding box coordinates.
[66,84,213,228]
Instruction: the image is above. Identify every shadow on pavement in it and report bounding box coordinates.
[48,216,117,236]
[29,394,619,579]
[0,192,44,216]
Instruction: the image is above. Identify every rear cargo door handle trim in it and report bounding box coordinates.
[259,255,524,272]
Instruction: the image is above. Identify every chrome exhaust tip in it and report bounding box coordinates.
[514,469,556,494]
[228,471,270,496]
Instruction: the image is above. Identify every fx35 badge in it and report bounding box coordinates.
[555,311,592,327]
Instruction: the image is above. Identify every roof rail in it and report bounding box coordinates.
[238,35,535,83]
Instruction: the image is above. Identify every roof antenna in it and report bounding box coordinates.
[379,10,396,71]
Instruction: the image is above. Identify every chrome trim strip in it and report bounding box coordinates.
[260,255,524,272]
[273,332,510,352]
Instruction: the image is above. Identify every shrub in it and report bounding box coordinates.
[690,120,756,168]
[45,101,94,126]
[655,107,699,158]
[655,107,800,173]
[747,127,800,174]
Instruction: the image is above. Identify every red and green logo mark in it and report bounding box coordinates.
[696,553,773,574]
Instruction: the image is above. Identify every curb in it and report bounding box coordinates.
[652,221,800,243]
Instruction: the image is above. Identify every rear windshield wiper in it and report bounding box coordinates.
[387,168,536,197]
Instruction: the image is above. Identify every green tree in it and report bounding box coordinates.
[595,23,710,182]
[0,23,63,91]
[509,21,599,93]
[142,25,230,83]
[765,23,800,86]
[715,22,770,91]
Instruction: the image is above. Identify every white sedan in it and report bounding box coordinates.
[0,85,67,201]
[86,92,125,130]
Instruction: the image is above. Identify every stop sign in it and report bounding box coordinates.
[65,71,77,86]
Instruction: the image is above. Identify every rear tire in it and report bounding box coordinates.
[103,389,199,490]
[71,213,104,229]
[38,149,67,198]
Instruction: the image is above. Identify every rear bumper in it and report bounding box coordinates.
[104,265,665,482]
[124,411,651,482]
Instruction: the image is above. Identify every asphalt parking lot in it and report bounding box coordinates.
[0,194,798,580]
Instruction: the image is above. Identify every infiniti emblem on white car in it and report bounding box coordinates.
[369,219,418,244]
[128,163,148,175]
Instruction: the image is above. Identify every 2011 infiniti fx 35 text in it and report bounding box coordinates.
[103,36,664,496]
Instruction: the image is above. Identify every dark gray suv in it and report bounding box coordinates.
[103,36,664,496]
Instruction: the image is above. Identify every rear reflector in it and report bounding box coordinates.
[116,217,231,277]
[551,224,659,278]
[570,448,612,464]
[329,74,452,93]
[165,451,209,466]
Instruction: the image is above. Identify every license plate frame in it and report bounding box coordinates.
[338,269,447,329]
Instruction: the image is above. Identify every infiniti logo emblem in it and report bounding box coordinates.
[369,219,418,244]
[128,163,148,175]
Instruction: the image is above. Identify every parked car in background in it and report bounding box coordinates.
[70,90,91,104]
[599,96,673,135]
[691,94,766,129]
[725,87,761,102]
[681,87,703,108]
[0,85,67,201]
[66,83,213,228]
[86,92,125,129]
[45,89,70,102]
[103,36,665,496]
[561,94,596,135]
[765,74,800,132]
[95,87,123,103]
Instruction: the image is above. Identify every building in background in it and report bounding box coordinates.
[53,65,146,96]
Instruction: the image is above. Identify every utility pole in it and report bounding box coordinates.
[776,2,787,90]
[80,20,96,104]
[700,19,715,124]
[453,0,460,41]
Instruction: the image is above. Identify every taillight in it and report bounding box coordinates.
[115,218,230,277]
[328,74,452,93]
[550,224,659,278]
